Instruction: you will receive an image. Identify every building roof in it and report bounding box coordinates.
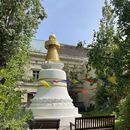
[30,39,88,58]
[30,39,47,53]
[59,44,87,58]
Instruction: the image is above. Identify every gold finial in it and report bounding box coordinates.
[45,33,60,61]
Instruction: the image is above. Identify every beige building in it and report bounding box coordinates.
[20,39,95,111]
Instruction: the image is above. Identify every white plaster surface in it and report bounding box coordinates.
[39,69,66,80]
[43,61,64,69]
[29,62,81,128]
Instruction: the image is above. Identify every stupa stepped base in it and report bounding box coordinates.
[29,109,81,127]
[29,87,81,126]
[30,107,80,118]
[30,105,81,126]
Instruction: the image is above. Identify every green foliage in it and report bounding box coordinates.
[117,94,130,130]
[88,0,118,75]
[64,64,87,102]
[115,119,124,130]
[82,109,113,117]
[112,0,130,76]
[0,0,46,129]
[76,41,86,48]
[112,0,130,128]
[87,0,122,110]
[0,0,46,67]
[87,0,130,129]
[112,0,130,36]
[0,45,32,129]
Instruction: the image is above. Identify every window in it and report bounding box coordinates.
[33,70,40,80]
[27,92,36,104]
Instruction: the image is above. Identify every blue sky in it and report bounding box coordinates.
[34,0,104,46]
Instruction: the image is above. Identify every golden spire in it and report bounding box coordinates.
[45,33,60,61]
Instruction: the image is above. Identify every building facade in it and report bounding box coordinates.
[20,39,95,111]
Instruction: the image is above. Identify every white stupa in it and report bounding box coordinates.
[29,33,81,127]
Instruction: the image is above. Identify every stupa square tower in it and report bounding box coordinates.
[29,33,81,127]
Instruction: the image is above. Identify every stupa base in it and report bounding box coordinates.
[29,87,81,127]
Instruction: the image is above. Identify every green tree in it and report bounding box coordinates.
[118,95,130,130]
[112,0,130,76]
[87,0,127,111]
[0,0,46,68]
[0,0,46,129]
[0,49,32,129]
[112,0,130,129]
[64,64,87,101]
[76,41,86,48]
[112,0,130,37]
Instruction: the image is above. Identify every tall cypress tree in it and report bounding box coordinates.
[112,0,130,129]
[87,0,126,110]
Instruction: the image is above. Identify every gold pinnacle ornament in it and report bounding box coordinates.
[45,33,60,61]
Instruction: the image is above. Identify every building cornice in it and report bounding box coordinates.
[30,51,88,63]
